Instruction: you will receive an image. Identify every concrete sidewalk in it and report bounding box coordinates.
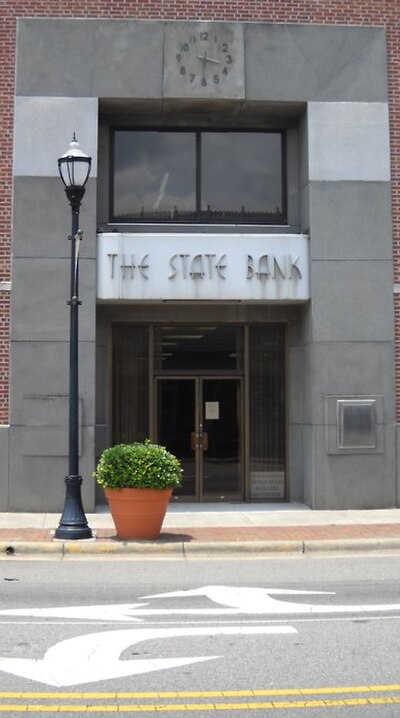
[1,503,400,557]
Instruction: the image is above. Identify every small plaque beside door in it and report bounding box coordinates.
[250,471,285,499]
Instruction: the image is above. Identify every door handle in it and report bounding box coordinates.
[190,428,208,451]
[199,423,208,451]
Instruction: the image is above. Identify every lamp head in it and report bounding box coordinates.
[58,134,92,189]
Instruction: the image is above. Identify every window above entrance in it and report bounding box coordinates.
[154,325,243,370]
[111,129,286,225]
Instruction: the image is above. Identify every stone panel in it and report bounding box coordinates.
[13,177,97,260]
[309,342,395,425]
[245,24,387,103]
[10,341,96,426]
[312,424,396,509]
[309,182,392,260]
[301,424,315,508]
[9,426,95,512]
[14,97,98,177]
[287,303,312,347]
[21,396,82,456]
[16,20,388,106]
[287,423,304,503]
[16,19,163,99]
[11,258,96,342]
[310,260,394,342]
[308,102,390,182]
[288,344,311,425]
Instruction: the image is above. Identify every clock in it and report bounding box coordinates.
[164,23,244,99]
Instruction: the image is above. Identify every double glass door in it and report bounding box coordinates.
[156,377,242,500]
[112,323,287,502]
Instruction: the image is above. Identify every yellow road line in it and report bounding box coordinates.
[1,697,400,711]
[1,684,400,699]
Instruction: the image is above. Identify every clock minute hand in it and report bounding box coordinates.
[197,53,222,65]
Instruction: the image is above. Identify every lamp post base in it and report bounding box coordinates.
[54,475,93,540]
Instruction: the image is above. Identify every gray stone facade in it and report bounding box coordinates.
[4,18,395,511]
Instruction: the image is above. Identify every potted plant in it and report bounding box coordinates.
[94,440,182,540]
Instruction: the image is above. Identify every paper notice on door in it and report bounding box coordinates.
[205,402,219,420]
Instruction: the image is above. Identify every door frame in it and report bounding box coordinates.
[154,375,244,502]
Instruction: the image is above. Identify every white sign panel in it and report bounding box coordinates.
[250,471,285,499]
[97,233,309,301]
[205,402,219,420]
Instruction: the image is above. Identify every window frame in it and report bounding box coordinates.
[110,127,287,226]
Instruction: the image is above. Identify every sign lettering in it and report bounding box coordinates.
[98,233,310,301]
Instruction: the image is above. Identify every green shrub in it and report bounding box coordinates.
[93,440,182,490]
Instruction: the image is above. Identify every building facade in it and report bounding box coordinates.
[1,0,399,511]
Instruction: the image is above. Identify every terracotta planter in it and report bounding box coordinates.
[104,487,172,540]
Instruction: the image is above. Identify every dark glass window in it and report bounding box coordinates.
[154,325,243,370]
[112,130,285,224]
[113,132,196,222]
[112,325,149,444]
[201,133,283,222]
[249,325,286,499]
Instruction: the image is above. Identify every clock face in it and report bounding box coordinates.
[176,31,236,89]
[164,23,244,99]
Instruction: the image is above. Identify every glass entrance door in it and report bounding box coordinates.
[156,377,242,500]
[201,378,242,500]
[156,378,197,498]
[112,323,286,503]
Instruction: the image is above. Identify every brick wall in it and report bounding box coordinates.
[1,0,399,422]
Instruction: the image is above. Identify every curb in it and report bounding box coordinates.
[303,537,400,553]
[183,540,304,555]
[2,537,400,557]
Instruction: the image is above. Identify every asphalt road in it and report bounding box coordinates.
[0,554,399,715]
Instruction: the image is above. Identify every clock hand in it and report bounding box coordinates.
[197,51,207,85]
[197,53,222,65]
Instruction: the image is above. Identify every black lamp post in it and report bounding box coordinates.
[55,135,93,540]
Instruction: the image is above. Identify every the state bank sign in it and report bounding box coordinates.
[97,233,310,302]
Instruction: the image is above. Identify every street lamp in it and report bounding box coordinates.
[55,134,93,540]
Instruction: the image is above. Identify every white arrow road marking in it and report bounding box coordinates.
[0,603,147,622]
[142,586,400,615]
[0,626,296,687]
[2,585,399,623]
